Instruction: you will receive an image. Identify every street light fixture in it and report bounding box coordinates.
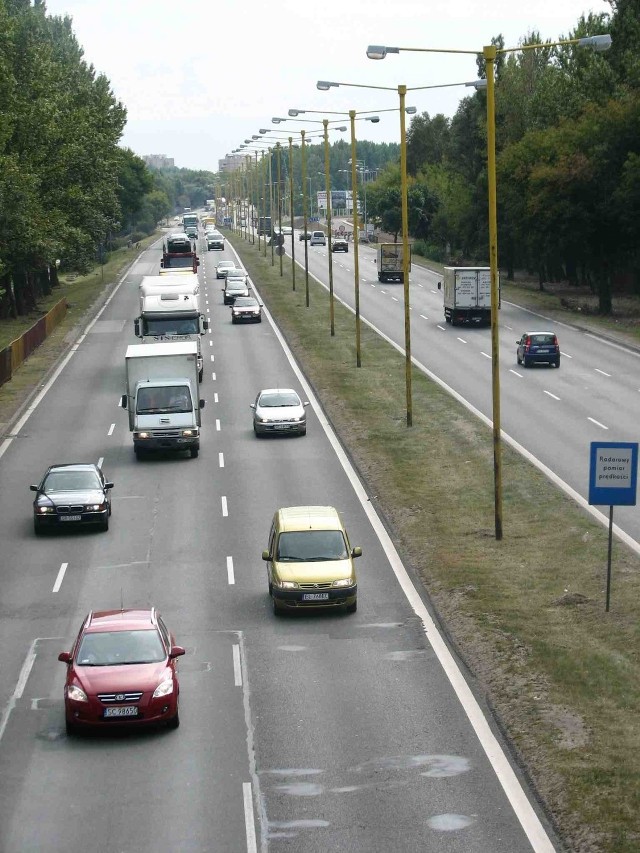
[366,34,612,538]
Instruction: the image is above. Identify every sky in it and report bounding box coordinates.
[44,0,612,172]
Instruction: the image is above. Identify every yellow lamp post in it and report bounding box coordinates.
[366,33,612,538]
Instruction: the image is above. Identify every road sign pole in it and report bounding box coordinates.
[606,506,613,612]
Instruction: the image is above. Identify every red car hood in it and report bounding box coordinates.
[73,662,170,694]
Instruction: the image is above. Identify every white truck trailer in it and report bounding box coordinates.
[134,291,208,382]
[438,266,497,326]
[120,342,205,459]
[375,243,411,283]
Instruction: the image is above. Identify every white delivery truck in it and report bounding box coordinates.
[438,266,497,326]
[139,274,199,309]
[375,243,411,283]
[120,341,205,459]
[134,291,208,382]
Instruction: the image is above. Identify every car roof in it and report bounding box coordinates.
[276,506,343,532]
[217,260,234,266]
[523,330,556,335]
[84,608,158,633]
[259,387,298,396]
[47,463,100,474]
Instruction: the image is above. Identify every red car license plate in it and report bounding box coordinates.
[104,706,139,718]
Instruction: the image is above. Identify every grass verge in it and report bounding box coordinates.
[233,235,640,853]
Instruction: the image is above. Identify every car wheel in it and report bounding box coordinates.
[190,447,199,459]
[101,515,109,532]
[299,427,306,437]
[516,354,521,365]
[166,709,180,730]
[198,368,204,382]
[554,357,561,368]
[523,358,530,368]
[254,426,262,438]
[272,595,282,616]
[346,598,357,614]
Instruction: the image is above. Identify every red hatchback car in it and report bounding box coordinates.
[58,608,185,734]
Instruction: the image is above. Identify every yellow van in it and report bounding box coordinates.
[262,506,361,615]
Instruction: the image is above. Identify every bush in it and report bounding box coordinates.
[412,240,447,263]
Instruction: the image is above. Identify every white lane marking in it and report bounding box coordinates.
[209,339,213,346]
[243,782,257,853]
[391,296,399,302]
[214,393,219,403]
[457,337,467,344]
[210,354,215,362]
[221,496,228,516]
[594,368,611,377]
[212,372,216,380]
[206,307,210,313]
[380,289,387,294]
[420,314,428,320]
[53,562,68,593]
[98,457,104,469]
[561,351,572,359]
[418,283,424,288]
[216,419,221,431]
[503,324,513,330]
[543,390,561,400]
[430,289,438,294]
[107,423,115,436]
[256,278,558,853]
[588,417,608,430]
[584,333,640,356]
[0,639,38,742]
[436,325,446,331]
[481,351,491,359]
[219,452,224,468]
[510,369,523,378]
[227,556,235,585]
[233,644,242,686]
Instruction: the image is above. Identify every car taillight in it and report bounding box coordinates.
[525,336,531,351]
[552,336,559,349]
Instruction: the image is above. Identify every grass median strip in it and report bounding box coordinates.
[233,235,640,853]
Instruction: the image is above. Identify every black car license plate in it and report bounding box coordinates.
[60,515,82,522]
[104,706,139,718]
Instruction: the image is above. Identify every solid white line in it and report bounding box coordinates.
[0,639,38,742]
[219,452,224,467]
[221,496,228,516]
[107,423,115,436]
[52,562,68,593]
[98,457,104,469]
[588,417,608,430]
[594,368,611,377]
[243,782,257,853]
[216,419,221,431]
[232,644,242,686]
[543,391,560,401]
[227,556,235,585]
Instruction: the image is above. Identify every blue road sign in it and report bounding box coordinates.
[589,441,638,506]
[224,217,232,224]
[309,216,319,222]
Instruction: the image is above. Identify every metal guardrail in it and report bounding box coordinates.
[0,298,67,388]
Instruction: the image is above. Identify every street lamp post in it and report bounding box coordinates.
[288,137,296,291]
[323,119,335,336]
[276,142,283,276]
[366,33,612,538]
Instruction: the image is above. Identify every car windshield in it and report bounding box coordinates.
[259,392,300,407]
[277,530,348,562]
[234,298,257,307]
[218,263,233,269]
[76,629,165,666]
[143,317,199,336]
[137,385,192,414]
[43,470,101,492]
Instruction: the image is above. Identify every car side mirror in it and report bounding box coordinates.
[120,394,127,409]
[105,482,114,490]
[250,403,256,409]
[352,546,362,558]
[169,645,186,659]
[203,319,209,330]
[303,401,309,407]
[261,550,271,561]
[134,317,141,337]
[58,651,71,663]
[30,484,38,491]
[199,399,205,409]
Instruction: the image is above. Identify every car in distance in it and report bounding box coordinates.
[281,226,293,236]
[223,274,250,305]
[250,388,308,437]
[231,296,262,324]
[310,230,326,246]
[299,230,312,241]
[31,462,113,534]
[216,260,236,279]
[58,608,185,734]
[516,331,560,368]
[262,506,360,615]
[206,232,225,251]
[332,236,349,252]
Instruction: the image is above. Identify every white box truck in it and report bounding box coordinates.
[438,266,497,326]
[134,291,208,382]
[120,342,205,459]
[375,243,411,283]
[139,274,199,310]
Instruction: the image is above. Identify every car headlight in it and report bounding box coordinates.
[86,503,105,511]
[182,429,197,437]
[67,685,88,703]
[36,505,55,514]
[152,677,174,698]
[135,431,150,439]
[332,578,354,588]
[278,580,299,589]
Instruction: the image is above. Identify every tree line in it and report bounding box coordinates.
[364,0,639,313]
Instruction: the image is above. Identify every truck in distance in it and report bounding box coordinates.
[134,291,208,381]
[375,243,411,283]
[438,266,497,326]
[161,232,199,273]
[120,341,205,459]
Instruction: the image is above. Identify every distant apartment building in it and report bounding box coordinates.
[143,154,175,169]
[218,154,245,173]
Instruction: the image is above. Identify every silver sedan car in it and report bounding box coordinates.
[250,388,309,437]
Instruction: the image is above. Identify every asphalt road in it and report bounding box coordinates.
[285,230,640,548]
[0,235,557,852]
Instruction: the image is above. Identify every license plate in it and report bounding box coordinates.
[274,424,289,430]
[104,706,139,718]
[536,348,549,353]
[302,593,330,601]
[60,515,82,522]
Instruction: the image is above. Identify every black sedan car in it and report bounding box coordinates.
[332,237,349,252]
[223,275,250,305]
[231,296,262,323]
[31,463,113,534]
